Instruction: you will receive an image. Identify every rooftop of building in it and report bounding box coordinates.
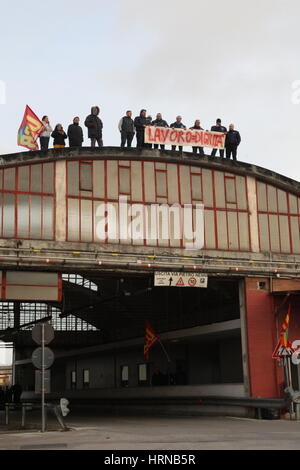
[0,147,299,197]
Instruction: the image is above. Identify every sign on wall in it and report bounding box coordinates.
[0,272,62,301]
[145,126,225,149]
[154,272,208,288]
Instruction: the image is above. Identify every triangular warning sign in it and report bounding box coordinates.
[272,340,295,359]
[176,277,185,287]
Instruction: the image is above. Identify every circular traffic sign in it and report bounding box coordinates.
[32,323,55,345]
[31,347,55,369]
[188,277,197,287]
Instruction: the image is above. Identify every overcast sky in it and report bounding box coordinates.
[1,0,300,181]
[0,0,300,363]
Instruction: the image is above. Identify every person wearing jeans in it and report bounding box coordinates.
[39,115,52,150]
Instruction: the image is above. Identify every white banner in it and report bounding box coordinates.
[154,272,208,288]
[145,126,225,149]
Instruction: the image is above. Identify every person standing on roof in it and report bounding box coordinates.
[210,118,227,158]
[190,119,204,157]
[170,116,186,152]
[39,116,53,151]
[84,106,103,147]
[68,117,84,147]
[118,110,135,148]
[134,109,148,148]
[152,113,169,150]
[225,124,241,161]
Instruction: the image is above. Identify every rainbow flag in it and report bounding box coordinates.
[18,105,43,150]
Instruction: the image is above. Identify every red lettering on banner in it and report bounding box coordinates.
[144,126,225,149]
[216,134,224,147]
[197,132,203,144]
[203,133,209,146]
[160,128,170,143]
[154,128,161,142]
[177,131,184,143]
[147,126,154,142]
[170,130,178,142]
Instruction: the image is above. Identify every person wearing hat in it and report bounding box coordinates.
[225,124,241,161]
[210,118,227,158]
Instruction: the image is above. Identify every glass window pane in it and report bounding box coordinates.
[67,198,79,241]
[30,164,42,193]
[156,171,167,197]
[18,166,30,192]
[121,366,129,381]
[42,197,54,239]
[225,178,236,203]
[119,167,130,194]
[139,364,147,381]
[67,162,79,196]
[29,195,42,238]
[42,163,54,194]
[83,370,90,383]
[17,194,29,238]
[191,174,202,200]
[80,163,92,191]
[4,168,15,190]
[3,193,15,237]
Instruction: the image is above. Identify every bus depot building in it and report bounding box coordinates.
[0,147,300,416]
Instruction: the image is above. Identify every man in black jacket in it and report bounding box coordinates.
[225,124,241,160]
[84,106,103,147]
[211,118,227,158]
[190,119,204,157]
[118,110,135,148]
[152,113,169,149]
[68,117,84,147]
[134,109,148,148]
[170,116,186,152]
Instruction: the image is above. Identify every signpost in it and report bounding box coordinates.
[154,272,208,288]
[31,322,55,432]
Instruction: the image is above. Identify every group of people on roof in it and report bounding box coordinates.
[39,106,241,161]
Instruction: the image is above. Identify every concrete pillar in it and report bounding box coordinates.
[239,280,250,397]
[55,160,67,242]
[246,176,260,253]
[244,278,282,397]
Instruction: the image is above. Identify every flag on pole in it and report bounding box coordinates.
[280,303,291,347]
[18,105,44,150]
[272,304,294,358]
[144,320,159,360]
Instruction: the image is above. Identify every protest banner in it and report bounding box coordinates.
[18,105,44,150]
[145,126,226,149]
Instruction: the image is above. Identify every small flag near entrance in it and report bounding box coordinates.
[280,304,291,347]
[144,320,159,360]
[272,304,295,358]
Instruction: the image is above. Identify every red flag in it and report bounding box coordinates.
[17,105,44,150]
[144,321,159,360]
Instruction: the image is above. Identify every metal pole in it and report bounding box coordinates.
[42,323,45,432]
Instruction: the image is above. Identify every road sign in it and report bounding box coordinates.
[32,322,55,345]
[154,272,208,288]
[35,370,51,394]
[272,340,295,358]
[32,347,55,369]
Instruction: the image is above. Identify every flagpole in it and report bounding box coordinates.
[158,338,171,363]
